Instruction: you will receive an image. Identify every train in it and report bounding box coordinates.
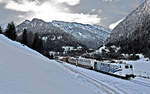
[67,57,135,79]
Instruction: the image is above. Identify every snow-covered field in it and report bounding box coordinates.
[0,34,150,94]
[0,34,98,94]
[61,62,150,94]
[125,56,150,79]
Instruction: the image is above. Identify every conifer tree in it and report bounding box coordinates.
[0,26,2,34]
[5,22,16,40]
[22,29,28,45]
[32,33,43,52]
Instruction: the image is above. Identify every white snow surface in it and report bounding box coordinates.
[61,61,150,94]
[0,34,98,94]
[1,34,150,94]
[95,45,110,53]
[125,55,150,78]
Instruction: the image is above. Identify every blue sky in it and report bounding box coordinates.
[0,0,144,28]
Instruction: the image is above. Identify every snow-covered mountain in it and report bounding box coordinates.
[52,20,111,49]
[105,0,150,57]
[16,18,87,56]
[16,18,60,34]
[17,18,111,49]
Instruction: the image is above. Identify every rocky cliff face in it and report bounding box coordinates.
[105,0,150,57]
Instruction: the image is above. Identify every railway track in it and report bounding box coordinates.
[57,60,150,94]
[129,79,150,88]
[57,60,124,94]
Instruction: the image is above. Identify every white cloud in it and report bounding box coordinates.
[0,0,13,3]
[18,15,24,18]
[33,1,100,24]
[5,0,38,12]
[3,0,101,25]
[0,0,4,3]
[109,18,124,30]
[91,9,96,12]
[51,0,80,6]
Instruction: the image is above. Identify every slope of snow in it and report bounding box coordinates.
[1,34,150,94]
[0,34,98,94]
[61,61,150,94]
[124,55,150,78]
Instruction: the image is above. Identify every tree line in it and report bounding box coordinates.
[0,22,54,59]
[0,22,16,40]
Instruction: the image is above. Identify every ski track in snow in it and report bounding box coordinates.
[57,61,125,94]
[57,61,150,94]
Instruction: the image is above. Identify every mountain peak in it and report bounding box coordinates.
[23,20,30,24]
[105,0,150,57]
[106,0,150,44]
[31,18,47,23]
